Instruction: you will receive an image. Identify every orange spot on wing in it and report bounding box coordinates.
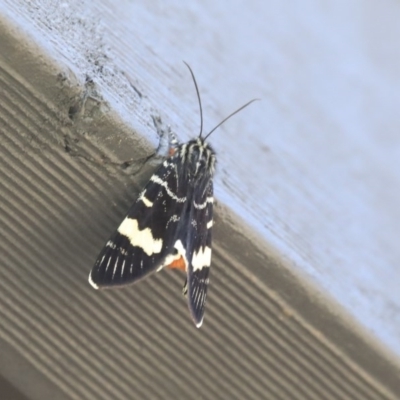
[169,147,176,156]
[166,256,186,271]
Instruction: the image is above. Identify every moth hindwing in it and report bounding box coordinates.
[89,62,258,328]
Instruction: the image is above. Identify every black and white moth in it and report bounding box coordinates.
[88,63,257,327]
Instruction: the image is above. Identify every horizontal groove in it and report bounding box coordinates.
[216,265,348,398]
[211,259,337,400]
[0,232,149,400]
[215,248,392,400]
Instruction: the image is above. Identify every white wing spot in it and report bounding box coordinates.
[121,259,126,277]
[105,256,112,272]
[106,240,116,249]
[138,191,153,207]
[174,240,187,259]
[112,256,119,279]
[193,196,213,210]
[150,175,186,202]
[166,215,180,229]
[207,220,213,229]
[88,273,99,289]
[192,246,212,271]
[118,218,163,256]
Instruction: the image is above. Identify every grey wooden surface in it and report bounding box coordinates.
[1,0,400,399]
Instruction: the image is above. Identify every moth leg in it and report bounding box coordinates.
[167,126,179,156]
[152,115,169,157]
[151,115,179,158]
[182,278,188,297]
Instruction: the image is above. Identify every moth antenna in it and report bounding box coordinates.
[203,99,260,141]
[183,61,204,138]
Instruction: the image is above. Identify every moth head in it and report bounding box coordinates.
[182,138,216,177]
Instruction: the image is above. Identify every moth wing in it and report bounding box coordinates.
[89,160,189,288]
[185,179,213,328]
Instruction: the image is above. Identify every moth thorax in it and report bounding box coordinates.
[185,138,216,177]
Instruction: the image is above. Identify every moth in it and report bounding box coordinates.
[89,63,257,327]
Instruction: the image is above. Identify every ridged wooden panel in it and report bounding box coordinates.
[0,36,398,400]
